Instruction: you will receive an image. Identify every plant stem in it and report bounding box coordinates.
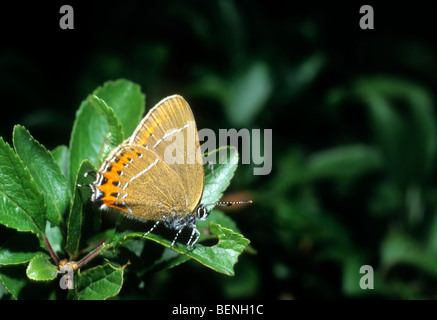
[43,235,60,265]
[76,243,104,269]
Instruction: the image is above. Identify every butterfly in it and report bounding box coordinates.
[84,95,251,248]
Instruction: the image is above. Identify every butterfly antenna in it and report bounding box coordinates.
[204,200,253,211]
[215,200,253,207]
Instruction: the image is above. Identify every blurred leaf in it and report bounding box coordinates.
[368,180,403,217]
[341,254,370,296]
[266,148,305,192]
[221,259,260,298]
[381,229,437,278]
[426,209,437,255]
[13,125,70,227]
[270,196,351,251]
[26,254,58,281]
[355,76,437,186]
[283,52,327,100]
[224,61,272,127]
[0,137,46,238]
[216,0,244,60]
[306,144,382,180]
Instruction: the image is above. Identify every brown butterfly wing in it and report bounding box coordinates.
[128,95,204,213]
[96,145,188,221]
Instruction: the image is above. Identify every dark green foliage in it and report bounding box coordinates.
[0,80,250,299]
[2,1,437,300]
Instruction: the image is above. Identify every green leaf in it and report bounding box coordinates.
[381,229,437,278]
[45,223,65,258]
[284,52,327,99]
[202,146,239,205]
[0,263,54,299]
[140,248,191,275]
[65,160,95,259]
[199,209,241,234]
[0,137,46,238]
[89,95,124,163]
[72,263,124,300]
[341,253,369,296]
[68,79,145,189]
[306,144,382,180]
[106,222,250,276]
[224,61,272,127]
[0,264,29,299]
[0,278,10,300]
[354,76,437,186]
[13,125,70,227]
[185,222,250,276]
[26,254,58,281]
[51,145,69,178]
[0,233,45,265]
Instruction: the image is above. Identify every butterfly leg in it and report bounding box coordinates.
[171,227,185,247]
[143,217,164,237]
[187,227,200,249]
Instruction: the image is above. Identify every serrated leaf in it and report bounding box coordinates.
[141,248,191,274]
[187,222,250,275]
[65,160,95,259]
[51,145,69,178]
[45,223,65,258]
[68,79,145,189]
[0,264,29,299]
[105,222,249,276]
[26,254,58,281]
[89,95,124,163]
[13,125,70,227]
[0,263,54,299]
[0,137,46,238]
[197,209,241,234]
[201,146,239,205]
[72,263,124,300]
[0,233,45,265]
[0,278,10,299]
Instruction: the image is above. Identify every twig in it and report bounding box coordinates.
[43,235,60,266]
[76,243,105,269]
